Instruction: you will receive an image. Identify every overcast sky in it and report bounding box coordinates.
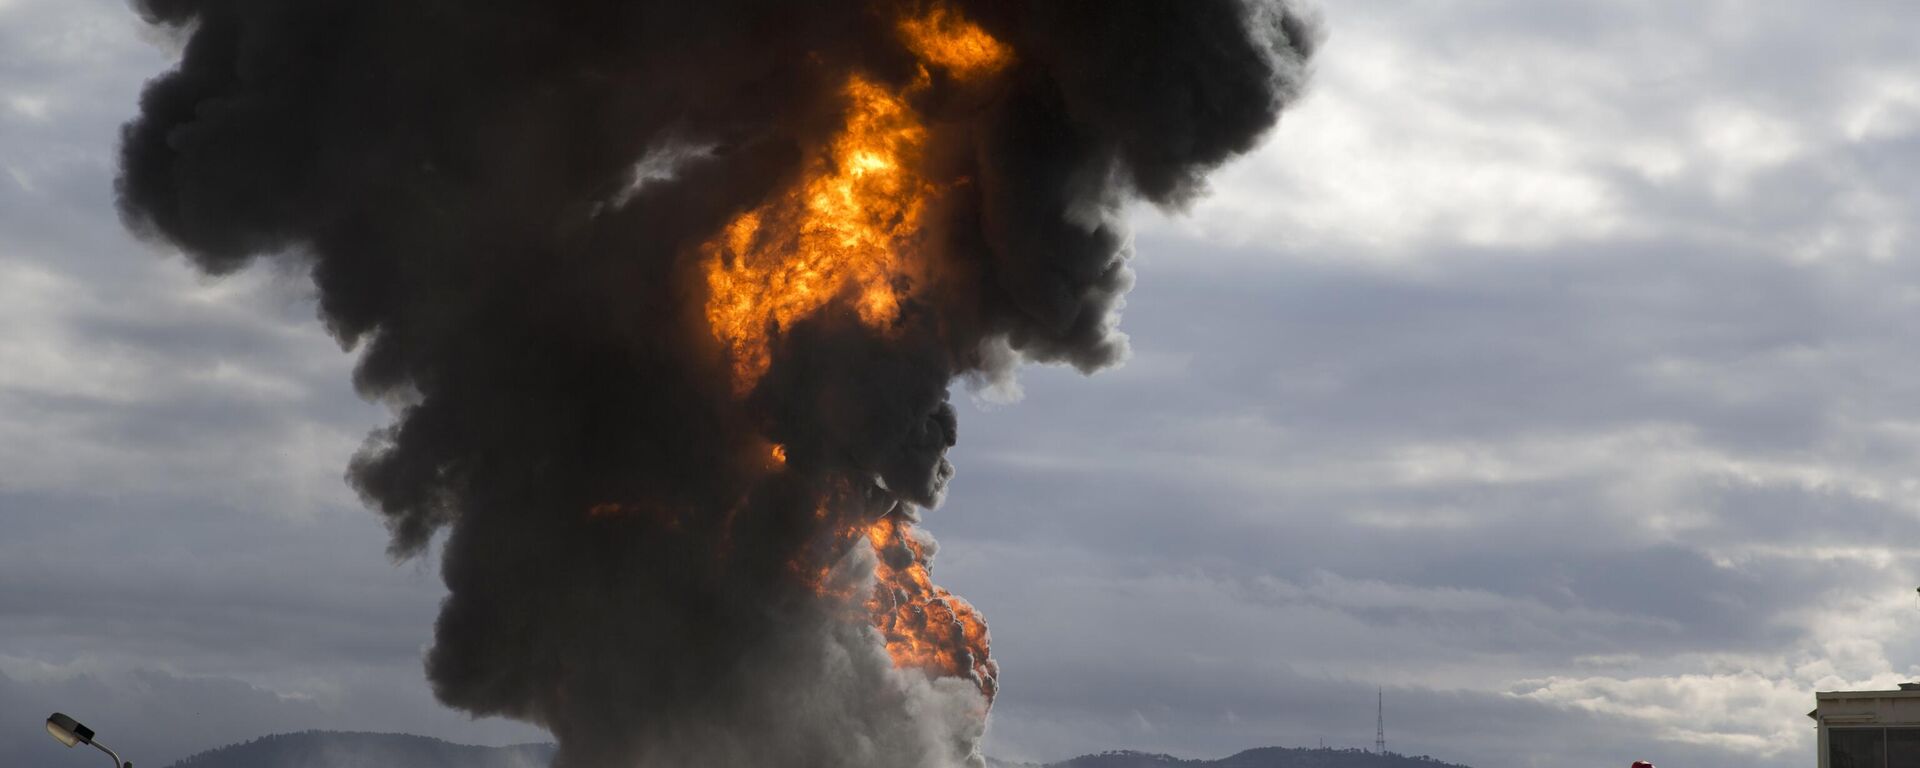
[6,1,1920,767]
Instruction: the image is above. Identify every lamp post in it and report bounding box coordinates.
[45,712,131,768]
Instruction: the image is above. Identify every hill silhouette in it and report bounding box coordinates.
[164,732,1470,768]
[1043,747,1471,768]
[164,731,555,768]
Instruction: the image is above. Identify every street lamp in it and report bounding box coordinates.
[45,712,131,768]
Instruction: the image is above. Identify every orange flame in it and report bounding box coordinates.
[702,6,1010,393]
[703,76,932,392]
[699,6,1006,700]
[866,514,997,698]
[898,6,1011,78]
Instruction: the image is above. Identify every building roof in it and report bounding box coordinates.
[1816,684,1920,702]
[1810,684,1920,725]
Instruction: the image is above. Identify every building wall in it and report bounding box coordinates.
[1812,690,1920,768]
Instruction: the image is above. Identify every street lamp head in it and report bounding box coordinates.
[46,712,94,748]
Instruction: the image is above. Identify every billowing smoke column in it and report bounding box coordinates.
[117,1,1319,766]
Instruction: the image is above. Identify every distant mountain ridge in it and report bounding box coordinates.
[164,731,1471,768]
[1033,746,1471,768]
[164,731,555,768]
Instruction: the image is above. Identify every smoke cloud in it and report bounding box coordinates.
[115,1,1319,766]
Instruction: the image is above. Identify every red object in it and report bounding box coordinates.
[1631,762,1655,768]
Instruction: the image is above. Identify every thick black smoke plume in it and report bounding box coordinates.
[117,1,1319,766]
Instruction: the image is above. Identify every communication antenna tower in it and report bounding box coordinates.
[1375,688,1386,755]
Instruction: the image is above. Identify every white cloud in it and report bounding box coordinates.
[1517,671,1811,756]
[1141,27,1627,257]
[1840,71,1920,144]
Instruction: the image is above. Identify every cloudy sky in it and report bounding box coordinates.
[6,1,1920,767]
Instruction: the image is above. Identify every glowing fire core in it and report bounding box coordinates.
[700,7,1008,701]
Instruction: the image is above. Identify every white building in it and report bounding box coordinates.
[1810,684,1920,767]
